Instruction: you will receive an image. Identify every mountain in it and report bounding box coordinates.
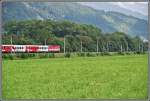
[2,2,148,39]
[78,2,148,20]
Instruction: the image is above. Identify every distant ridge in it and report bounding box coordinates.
[2,2,148,39]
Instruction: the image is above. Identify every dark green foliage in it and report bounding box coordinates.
[86,53,96,57]
[2,54,9,59]
[135,51,140,54]
[39,53,49,58]
[20,53,28,59]
[125,52,133,55]
[77,52,86,57]
[28,53,36,58]
[117,52,125,55]
[8,54,14,60]
[48,53,55,58]
[101,52,113,56]
[2,19,148,53]
[65,53,71,58]
[96,53,101,56]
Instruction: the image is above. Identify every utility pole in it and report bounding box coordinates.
[64,37,66,54]
[102,45,105,52]
[11,35,13,45]
[120,44,123,52]
[101,41,105,52]
[139,43,141,52]
[141,43,143,53]
[10,35,13,54]
[97,39,99,53]
[44,39,47,45]
[126,42,129,52]
[80,39,82,53]
[107,42,109,52]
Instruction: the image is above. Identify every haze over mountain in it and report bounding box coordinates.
[2,2,148,39]
[78,2,148,20]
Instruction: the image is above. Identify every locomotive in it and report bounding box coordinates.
[2,45,60,53]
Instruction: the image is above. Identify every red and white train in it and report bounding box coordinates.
[2,45,61,53]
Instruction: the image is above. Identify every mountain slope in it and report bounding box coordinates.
[2,2,148,38]
[78,2,148,20]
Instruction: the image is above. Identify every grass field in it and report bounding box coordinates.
[2,54,148,99]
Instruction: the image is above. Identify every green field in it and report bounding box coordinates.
[2,55,148,99]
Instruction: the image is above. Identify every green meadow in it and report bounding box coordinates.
[2,55,148,99]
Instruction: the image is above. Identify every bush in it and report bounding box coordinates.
[125,52,134,55]
[125,52,131,55]
[8,54,14,60]
[117,52,125,55]
[2,54,9,59]
[101,52,111,56]
[96,53,101,56]
[77,52,85,57]
[141,51,146,54]
[48,53,55,58]
[65,53,71,58]
[2,54,14,60]
[20,53,28,59]
[86,53,96,57]
[39,53,49,58]
[28,53,36,58]
[134,51,145,54]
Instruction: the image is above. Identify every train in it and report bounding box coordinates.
[2,45,61,53]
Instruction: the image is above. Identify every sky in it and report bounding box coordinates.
[78,2,148,16]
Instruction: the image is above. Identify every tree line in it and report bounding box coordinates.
[2,19,148,53]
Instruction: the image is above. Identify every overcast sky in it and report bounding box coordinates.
[78,2,148,16]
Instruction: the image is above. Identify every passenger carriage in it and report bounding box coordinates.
[2,45,61,53]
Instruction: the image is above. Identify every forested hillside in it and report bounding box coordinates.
[3,20,148,52]
[2,2,148,38]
